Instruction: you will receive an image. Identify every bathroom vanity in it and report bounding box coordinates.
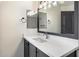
[23,33,78,57]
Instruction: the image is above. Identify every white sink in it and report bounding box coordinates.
[33,37,47,43]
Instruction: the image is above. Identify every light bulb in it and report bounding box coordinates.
[44,6,47,10]
[30,11,37,16]
[29,11,33,16]
[48,4,51,8]
[29,12,32,16]
[32,11,35,16]
[39,4,43,8]
[43,2,47,6]
[53,1,57,6]
[27,11,31,16]
[27,12,29,16]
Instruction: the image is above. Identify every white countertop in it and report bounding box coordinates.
[23,33,78,57]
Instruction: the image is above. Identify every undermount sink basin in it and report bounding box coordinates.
[33,37,47,43]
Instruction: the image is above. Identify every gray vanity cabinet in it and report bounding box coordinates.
[24,39,29,57]
[29,43,48,57]
[29,43,36,57]
[24,39,48,57]
[37,48,48,57]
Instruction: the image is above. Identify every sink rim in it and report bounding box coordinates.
[32,37,47,43]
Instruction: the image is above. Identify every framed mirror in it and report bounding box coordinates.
[37,1,78,39]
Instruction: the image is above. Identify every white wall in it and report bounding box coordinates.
[0,1,32,57]
[47,6,61,33]
[0,3,2,56]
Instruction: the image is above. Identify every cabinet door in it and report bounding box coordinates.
[37,48,48,57]
[29,43,36,57]
[61,11,74,34]
[24,39,29,57]
[66,51,76,57]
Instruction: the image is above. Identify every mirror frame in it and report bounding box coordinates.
[37,1,78,39]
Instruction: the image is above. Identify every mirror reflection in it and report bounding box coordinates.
[38,1,74,34]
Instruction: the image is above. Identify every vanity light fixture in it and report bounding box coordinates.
[39,1,64,9]
[27,11,30,16]
[27,11,37,16]
[29,11,33,16]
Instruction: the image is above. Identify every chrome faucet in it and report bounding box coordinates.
[43,33,49,39]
